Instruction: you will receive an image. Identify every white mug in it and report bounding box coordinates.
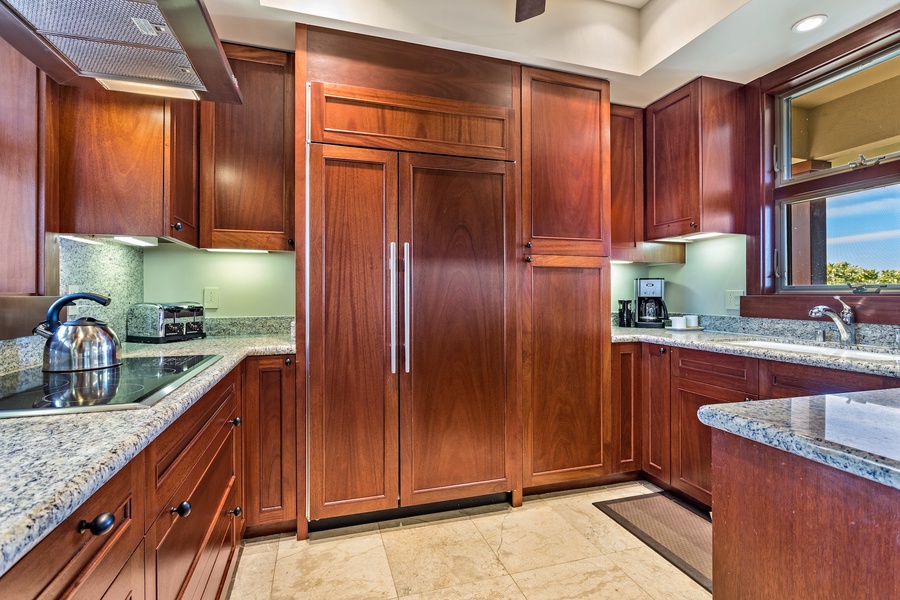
[670,316,687,329]
[685,314,699,328]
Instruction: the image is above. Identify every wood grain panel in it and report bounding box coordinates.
[523,256,611,486]
[698,78,745,235]
[88,542,144,600]
[711,430,900,599]
[758,360,899,399]
[58,86,165,236]
[741,293,900,325]
[611,343,642,472]
[522,67,610,256]
[0,37,41,294]
[305,26,516,108]
[244,355,297,530]
[641,343,671,483]
[308,144,400,519]
[164,100,200,246]
[399,153,512,505]
[645,83,699,238]
[610,105,643,248]
[200,43,294,250]
[671,347,758,394]
[670,378,755,506]
[309,82,515,160]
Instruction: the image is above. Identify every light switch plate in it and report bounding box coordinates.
[203,287,219,309]
[725,290,744,310]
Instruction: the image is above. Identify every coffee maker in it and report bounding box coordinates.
[634,278,669,328]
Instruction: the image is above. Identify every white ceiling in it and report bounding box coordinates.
[203,0,900,106]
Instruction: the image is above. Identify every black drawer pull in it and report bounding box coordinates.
[170,501,191,518]
[228,506,243,517]
[78,512,115,536]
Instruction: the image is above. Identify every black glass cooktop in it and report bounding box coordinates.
[0,355,221,419]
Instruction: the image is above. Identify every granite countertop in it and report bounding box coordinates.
[698,390,900,491]
[0,335,295,579]
[611,326,900,379]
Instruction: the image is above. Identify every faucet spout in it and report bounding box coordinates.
[809,298,856,345]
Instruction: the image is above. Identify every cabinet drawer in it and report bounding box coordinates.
[0,458,144,600]
[145,366,240,525]
[759,360,898,398]
[147,394,241,600]
[671,347,758,394]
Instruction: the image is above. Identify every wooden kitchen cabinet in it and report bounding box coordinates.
[610,343,642,473]
[0,458,145,599]
[759,360,900,398]
[243,355,297,533]
[641,343,671,484]
[644,77,744,240]
[521,67,610,256]
[670,378,756,506]
[145,369,243,600]
[200,44,294,251]
[522,255,611,486]
[58,88,200,246]
[308,144,516,519]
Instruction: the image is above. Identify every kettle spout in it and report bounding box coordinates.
[33,321,53,339]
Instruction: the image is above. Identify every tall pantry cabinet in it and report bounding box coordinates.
[521,67,613,488]
[300,26,521,521]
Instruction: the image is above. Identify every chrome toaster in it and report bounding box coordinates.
[126,302,206,343]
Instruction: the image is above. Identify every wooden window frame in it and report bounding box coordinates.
[743,9,900,324]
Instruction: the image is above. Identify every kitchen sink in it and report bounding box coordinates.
[721,340,900,362]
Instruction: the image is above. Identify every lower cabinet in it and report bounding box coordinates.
[641,343,671,484]
[243,355,297,533]
[759,359,899,397]
[610,343,642,472]
[523,255,611,487]
[85,542,145,600]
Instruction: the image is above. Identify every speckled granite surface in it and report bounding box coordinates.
[0,335,294,578]
[698,391,900,491]
[611,327,900,379]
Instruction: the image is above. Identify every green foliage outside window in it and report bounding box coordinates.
[826,262,900,285]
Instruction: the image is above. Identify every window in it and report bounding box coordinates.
[774,41,900,293]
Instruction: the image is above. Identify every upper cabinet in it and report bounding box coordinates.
[644,77,744,240]
[610,105,644,251]
[200,44,295,251]
[521,67,610,256]
[57,88,200,246]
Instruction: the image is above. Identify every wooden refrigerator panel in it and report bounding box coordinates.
[308,144,400,519]
[398,153,513,505]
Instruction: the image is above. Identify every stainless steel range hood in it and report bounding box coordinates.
[0,0,242,104]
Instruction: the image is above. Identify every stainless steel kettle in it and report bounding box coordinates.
[33,293,122,372]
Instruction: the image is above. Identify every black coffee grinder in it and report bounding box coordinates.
[617,300,633,327]
[634,278,669,328]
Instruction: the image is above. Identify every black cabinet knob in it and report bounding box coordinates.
[171,222,183,231]
[659,347,666,354]
[525,256,532,263]
[288,238,295,247]
[228,506,243,517]
[229,417,242,427]
[285,358,292,366]
[525,242,532,248]
[170,501,191,518]
[78,512,115,536]
[744,397,752,402]
[690,221,697,228]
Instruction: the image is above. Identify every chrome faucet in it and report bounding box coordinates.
[808,296,856,346]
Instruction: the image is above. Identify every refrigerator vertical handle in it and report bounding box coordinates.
[389,242,397,374]
[404,242,411,373]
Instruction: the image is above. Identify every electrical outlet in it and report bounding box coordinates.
[725,290,744,310]
[203,287,219,309]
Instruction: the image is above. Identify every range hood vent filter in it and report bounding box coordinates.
[0,0,241,103]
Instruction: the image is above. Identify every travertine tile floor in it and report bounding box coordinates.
[227,481,712,600]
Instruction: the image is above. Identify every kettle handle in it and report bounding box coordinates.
[46,293,111,332]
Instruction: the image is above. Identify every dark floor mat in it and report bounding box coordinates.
[593,492,712,592]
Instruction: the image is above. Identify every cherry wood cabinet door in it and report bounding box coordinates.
[81,542,145,600]
[671,378,756,506]
[398,153,515,505]
[308,144,400,519]
[522,255,610,487]
[200,44,294,250]
[522,67,610,256]
[165,100,200,246]
[641,343,671,484]
[243,355,297,532]
[759,360,898,398]
[610,105,644,250]
[610,342,642,473]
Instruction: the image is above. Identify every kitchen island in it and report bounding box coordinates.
[0,335,294,579]
[698,392,900,598]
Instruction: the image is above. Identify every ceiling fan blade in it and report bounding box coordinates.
[515,0,546,22]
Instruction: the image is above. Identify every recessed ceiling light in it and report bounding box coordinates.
[792,14,827,33]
